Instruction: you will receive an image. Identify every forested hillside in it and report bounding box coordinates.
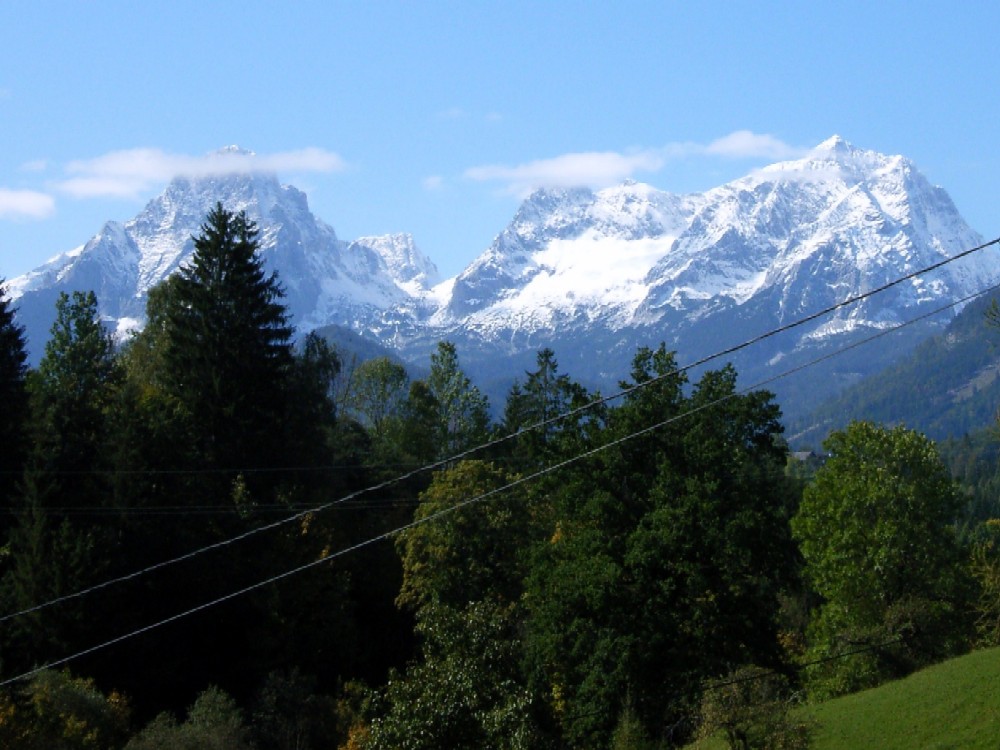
[791,291,1000,446]
[1,207,999,749]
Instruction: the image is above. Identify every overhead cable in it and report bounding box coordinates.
[3,273,998,686]
[2,236,997,627]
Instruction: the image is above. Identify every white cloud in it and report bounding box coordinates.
[20,159,48,173]
[0,188,55,219]
[704,130,807,160]
[56,146,347,199]
[464,131,806,195]
[422,175,445,191]
[465,149,665,196]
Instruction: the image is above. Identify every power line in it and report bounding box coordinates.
[2,236,997,628]
[6,237,999,484]
[3,272,997,686]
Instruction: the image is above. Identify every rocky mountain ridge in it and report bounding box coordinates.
[7,137,995,424]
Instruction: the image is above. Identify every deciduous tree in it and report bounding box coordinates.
[524,354,793,747]
[792,421,971,696]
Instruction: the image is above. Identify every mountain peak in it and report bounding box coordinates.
[804,135,905,172]
[8,136,986,419]
[754,135,897,185]
[814,134,852,153]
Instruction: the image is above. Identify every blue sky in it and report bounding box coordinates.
[1,1,997,281]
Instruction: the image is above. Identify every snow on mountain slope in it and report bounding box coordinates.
[438,182,699,332]
[348,233,441,294]
[7,150,439,359]
[7,136,993,419]
[435,136,990,357]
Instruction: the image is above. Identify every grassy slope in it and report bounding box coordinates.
[807,646,1000,749]
[692,647,1000,749]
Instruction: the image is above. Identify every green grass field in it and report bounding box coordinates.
[692,646,1000,749]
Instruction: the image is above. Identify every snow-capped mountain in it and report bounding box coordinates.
[7,138,993,422]
[413,136,992,413]
[9,148,439,356]
[434,136,987,343]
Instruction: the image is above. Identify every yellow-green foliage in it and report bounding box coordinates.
[970,519,1000,646]
[0,670,130,750]
[695,667,811,750]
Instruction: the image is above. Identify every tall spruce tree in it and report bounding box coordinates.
[161,203,294,487]
[0,281,29,521]
[128,206,307,708]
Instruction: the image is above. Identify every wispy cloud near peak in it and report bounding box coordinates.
[56,146,347,199]
[464,131,807,195]
[704,130,807,159]
[465,149,666,197]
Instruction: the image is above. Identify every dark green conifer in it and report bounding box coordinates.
[0,281,29,519]
[161,203,294,483]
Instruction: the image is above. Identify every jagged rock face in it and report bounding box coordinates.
[436,137,987,355]
[349,234,440,289]
[7,137,992,423]
[9,165,438,359]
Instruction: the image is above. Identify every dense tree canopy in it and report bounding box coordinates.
[523,355,795,747]
[365,460,543,750]
[0,205,991,748]
[793,421,972,696]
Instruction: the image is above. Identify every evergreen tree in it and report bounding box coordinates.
[502,348,592,469]
[116,207,379,713]
[425,341,490,460]
[1,468,96,674]
[2,291,119,677]
[0,280,29,530]
[30,290,119,484]
[161,203,294,487]
[395,380,443,466]
[25,289,119,564]
[283,331,342,479]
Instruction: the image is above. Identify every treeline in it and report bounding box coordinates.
[0,205,999,749]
